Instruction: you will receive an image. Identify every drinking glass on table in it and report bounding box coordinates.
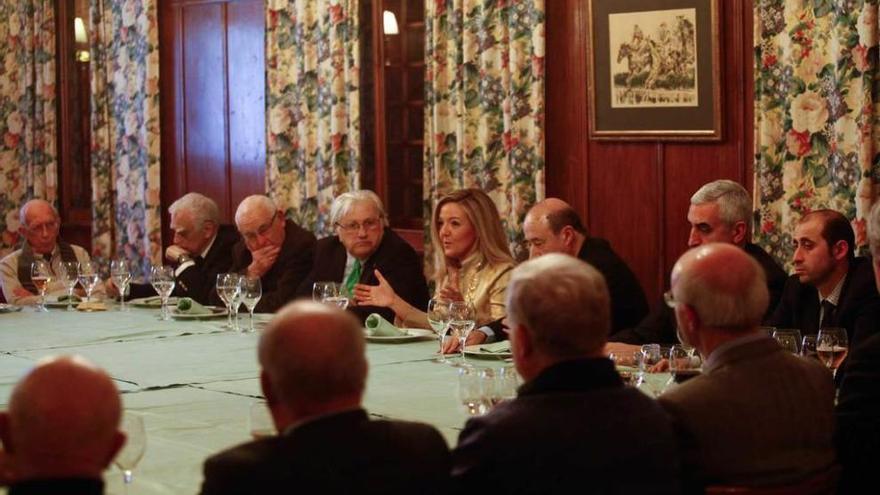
[110,259,132,312]
[58,261,79,311]
[149,265,175,321]
[634,344,663,395]
[772,328,802,355]
[114,412,146,495]
[801,334,819,361]
[449,301,476,366]
[78,260,101,304]
[480,367,518,410]
[240,277,262,333]
[817,327,848,377]
[312,281,340,302]
[427,298,451,363]
[663,344,701,393]
[216,273,242,330]
[458,366,486,416]
[30,260,52,312]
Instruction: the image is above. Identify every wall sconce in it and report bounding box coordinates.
[74,17,90,63]
[383,10,399,35]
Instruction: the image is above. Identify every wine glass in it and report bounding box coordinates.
[635,344,663,395]
[114,412,146,495]
[149,265,175,321]
[323,294,350,309]
[772,328,802,355]
[248,401,275,439]
[216,273,242,330]
[664,344,701,393]
[801,334,819,361]
[480,367,518,410]
[458,366,486,416]
[111,259,132,312]
[312,281,339,302]
[240,277,262,333]
[77,260,101,304]
[448,301,476,366]
[427,298,451,363]
[58,261,79,311]
[30,260,52,312]
[817,327,848,377]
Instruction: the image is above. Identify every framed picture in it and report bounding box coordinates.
[587,0,722,141]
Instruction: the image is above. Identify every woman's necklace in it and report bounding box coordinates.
[462,259,485,303]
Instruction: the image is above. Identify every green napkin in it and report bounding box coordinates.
[56,294,82,303]
[141,296,164,306]
[364,313,407,337]
[176,297,212,315]
[479,341,511,353]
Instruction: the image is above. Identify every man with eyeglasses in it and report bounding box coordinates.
[0,199,104,305]
[223,195,315,313]
[297,190,429,323]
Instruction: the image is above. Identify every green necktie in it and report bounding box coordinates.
[345,260,362,296]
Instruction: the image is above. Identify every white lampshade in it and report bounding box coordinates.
[383,10,399,35]
[74,17,87,44]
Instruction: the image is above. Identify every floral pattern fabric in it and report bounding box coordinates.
[0,0,57,258]
[266,0,361,236]
[754,1,880,267]
[424,0,545,263]
[89,0,161,273]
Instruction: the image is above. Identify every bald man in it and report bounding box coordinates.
[221,196,315,313]
[0,200,104,305]
[658,243,834,492]
[0,355,125,494]
[200,301,450,495]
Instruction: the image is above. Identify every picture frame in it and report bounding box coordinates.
[587,0,722,141]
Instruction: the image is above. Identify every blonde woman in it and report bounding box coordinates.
[354,189,515,350]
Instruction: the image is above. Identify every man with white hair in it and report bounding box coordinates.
[298,190,429,323]
[0,355,125,494]
[658,243,834,492]
[225,195,315,313]
[452,254,679,494]
[199,301,450,494]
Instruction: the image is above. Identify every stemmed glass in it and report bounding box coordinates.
[312,281,339,302]
[240,277,262,333]
[480,367,519,410]
[457,366,486,416]
[150,266,176,321]
[114,412,146,495]
[58,261,79,311]
[427,298,451,363]
[77,261,101,304]
[30,260,52,312]
[817,327,849,377]
[801,335,819,361]
[111,259,132,312]
[449,301,476,366]
[216,273,242,330]
[663,344,701,393]
[634,344,663,395]
[772,328,802,355]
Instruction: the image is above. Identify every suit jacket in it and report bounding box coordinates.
[223,220,316,313]
[579,237,649,332]
[658,336,835,493]
[835,329,880,494]
[767,256,879,347]
[8,478,104,495]
[452,358,680,494]
[296,228,429,323]
[199,409,450,495]
[610,243,788,344]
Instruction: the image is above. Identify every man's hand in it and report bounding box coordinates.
[246,245,281,279]
[165,245,189,264]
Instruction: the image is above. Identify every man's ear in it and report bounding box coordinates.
[677,304,701,347]
[831,239,850,262]
[511,323,533,360]
[731,221,748,245]
[560,226,577,249]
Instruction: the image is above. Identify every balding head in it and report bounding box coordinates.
[523,198,587,258]
[258,301,367,429]
[0,355,124,480]
[234,195,286,252]
[18,199,61,255]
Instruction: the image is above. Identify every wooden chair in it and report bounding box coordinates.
[705,465,840,495]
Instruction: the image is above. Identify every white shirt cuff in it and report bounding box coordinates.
[175,261,195,278]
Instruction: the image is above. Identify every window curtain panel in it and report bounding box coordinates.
[89,0,161,272]
[424,0,545,263]
[754,1,880,265]
[266,0,361,236]
[0,0,57,258]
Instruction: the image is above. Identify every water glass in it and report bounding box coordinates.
[216,273,242,330]
[114,412,146,495]
[58,261,79,311]
[312,281,340,302]
[427,298,451,363]
[78,260,101,303]
[458,367,486,416]
[801,334,819,361]
[111,259,132,311]
[150,266,176,321]
[449,301,476,366]
[241,277,262,333]
[481,367,518,410]
[772,329,802,355]
[30,260,52,312]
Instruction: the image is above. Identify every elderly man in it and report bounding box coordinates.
[768,209,879,347]
[223,195,315,313]
[609,179,787,348]
[836,202,880,494]
[452,254,679,494]
[199,301,450,494]
[0,199,104,305]
[0,355,125,494]
[658,243,834,492]
[298,190,429,323]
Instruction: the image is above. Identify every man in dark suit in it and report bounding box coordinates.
[224,195,315,313]
[199,301,450,495]
[297,190,428,323]
[608,180,787,354]
[452,254,679,494]
[658,243,835,493]
[768,209,879,347]
[0,355,125,494]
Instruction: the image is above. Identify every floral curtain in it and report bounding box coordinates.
[0,0,57,258]
[89,0,161,273]
[266,0,361,236]
[754,1,880,266]
[424,0,545,262]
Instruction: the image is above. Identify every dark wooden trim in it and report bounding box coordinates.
[371,0,388,205]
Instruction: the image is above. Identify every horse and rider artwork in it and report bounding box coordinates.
[609,8,698,108]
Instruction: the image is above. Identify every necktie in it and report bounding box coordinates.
[820,300,836,329]
[345,260,362,296]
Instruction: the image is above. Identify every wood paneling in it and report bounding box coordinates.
[546,0,754,303]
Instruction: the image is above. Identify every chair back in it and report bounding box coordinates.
[705,465,839,495]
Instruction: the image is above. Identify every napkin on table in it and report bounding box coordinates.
[479,341,511,353]
[364,313,407,337]
[176,297,212,315]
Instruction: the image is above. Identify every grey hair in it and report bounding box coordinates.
[19,199,59,228]
[690,179,752,229]
[168,193,220,231]
[235,195,278,225]
[329,190,388,227]
[506,253,610,358]
[869,202,880,259]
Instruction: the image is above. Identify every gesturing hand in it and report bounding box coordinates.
[353,269,397,308]
[437,268,464,302]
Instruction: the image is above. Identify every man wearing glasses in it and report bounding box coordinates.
[225,195,315,313]
[0,199,103,305]
[296,190,428,323]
